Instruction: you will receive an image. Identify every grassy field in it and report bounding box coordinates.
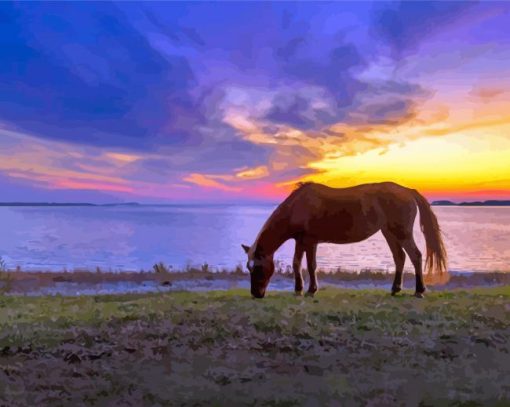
[1,287,509,406]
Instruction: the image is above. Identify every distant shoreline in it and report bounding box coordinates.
[0,202,276,207]
[1,200,509,207]
[0,202,136,207]
[431,200,510,206]
[0,202,97,207]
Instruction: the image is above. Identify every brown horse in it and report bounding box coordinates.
[242,181,447,298]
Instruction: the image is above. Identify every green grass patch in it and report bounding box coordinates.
[1,287,509,405]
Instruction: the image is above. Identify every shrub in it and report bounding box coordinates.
[0,255,12,294]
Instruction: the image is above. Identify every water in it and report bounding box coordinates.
[0,205,509,273]
[9,278,402,297]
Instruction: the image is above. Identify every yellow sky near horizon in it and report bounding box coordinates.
[303,131,510,197]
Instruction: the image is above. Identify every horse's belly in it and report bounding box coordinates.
[319,227,379,244]
[305,207,382,244]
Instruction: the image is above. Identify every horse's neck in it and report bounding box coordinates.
[255,207,292,256]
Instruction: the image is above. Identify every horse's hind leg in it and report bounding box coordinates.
[382,230,406,295]
[305,243,318,297]
[293,241,305,295]
[401,237,426,298]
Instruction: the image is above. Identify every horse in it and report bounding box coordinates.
[242,181,447,299]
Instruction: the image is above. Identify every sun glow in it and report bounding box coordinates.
[302,122,510,200]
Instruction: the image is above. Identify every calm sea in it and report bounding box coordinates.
[0,205,508,273]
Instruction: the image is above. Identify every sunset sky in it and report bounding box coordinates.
[1,1,509,203]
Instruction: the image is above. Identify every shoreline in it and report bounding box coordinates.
[1,268,509,297]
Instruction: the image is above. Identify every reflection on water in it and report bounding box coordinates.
[0,205,509,273]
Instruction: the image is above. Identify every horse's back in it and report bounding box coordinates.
[290,181,415,206]
[287,182,417,243]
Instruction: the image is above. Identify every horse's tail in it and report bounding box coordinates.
[413,190,449,284]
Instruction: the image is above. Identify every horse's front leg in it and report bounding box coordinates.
[305,244,318,297]
[293,241,305,296]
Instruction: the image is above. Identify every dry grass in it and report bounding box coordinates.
[1,266,509,294]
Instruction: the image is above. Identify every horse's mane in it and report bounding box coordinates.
[282,181,316,202]
[251,182,316,256]
[293,181,315,191]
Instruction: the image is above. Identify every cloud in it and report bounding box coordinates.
[264,94,319,130]
[253,11,429,134]
[371,1,477,58]
[0,172,123,203]
[105,153,141,164]
[235,166,269,180]
[183,173,240,192]
[358,99,417,125]
[0,2,201,150]
[469,87,505,101]
[0,2,425,156]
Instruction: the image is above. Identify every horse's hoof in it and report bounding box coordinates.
[305,291,315,298]
[294,291,303,297]
[414,292,425,299]
[391,287,401,296]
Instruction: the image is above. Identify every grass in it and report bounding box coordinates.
[1,286,509,406]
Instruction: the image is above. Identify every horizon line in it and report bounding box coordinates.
[1,199,510,207]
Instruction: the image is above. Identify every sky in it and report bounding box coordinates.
[1,1,509,203]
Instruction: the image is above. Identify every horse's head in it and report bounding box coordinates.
[242,244,274,298]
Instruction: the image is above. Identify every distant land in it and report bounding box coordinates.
[0,202,275,207]
[0,202,140,207]
[432,200,510,206]
[1,200,509,207]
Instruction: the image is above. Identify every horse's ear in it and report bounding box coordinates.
[241,244,250,254]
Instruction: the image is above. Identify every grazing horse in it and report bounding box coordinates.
[242,182,447,299]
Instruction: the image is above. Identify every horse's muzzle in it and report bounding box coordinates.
[251,289,266,299]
